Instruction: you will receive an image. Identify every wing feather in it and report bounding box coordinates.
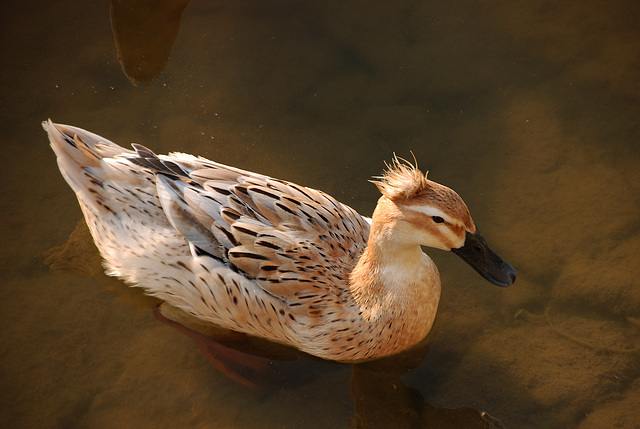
[127,148,370,312]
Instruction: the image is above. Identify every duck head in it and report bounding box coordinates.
[372,158,516,287]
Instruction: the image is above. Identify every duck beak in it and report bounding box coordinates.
[451,231,516,287]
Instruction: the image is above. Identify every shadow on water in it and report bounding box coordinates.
[110,0,192,85]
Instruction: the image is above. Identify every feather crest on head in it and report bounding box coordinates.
[371,155,429,200]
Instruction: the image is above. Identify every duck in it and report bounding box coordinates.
[44,120,515,362]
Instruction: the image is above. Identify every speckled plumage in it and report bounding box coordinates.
[45,120,513,362]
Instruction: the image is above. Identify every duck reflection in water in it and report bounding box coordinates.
[153,300,507,429]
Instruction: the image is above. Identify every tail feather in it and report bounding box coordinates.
[44,120,180,281]
[43,120,131,161]
[43,120,139,213]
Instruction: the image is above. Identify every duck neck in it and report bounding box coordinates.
[350,198,441,323]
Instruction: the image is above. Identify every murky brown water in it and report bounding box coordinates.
[1,0,639,428]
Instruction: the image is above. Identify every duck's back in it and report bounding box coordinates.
[45,121,374,357]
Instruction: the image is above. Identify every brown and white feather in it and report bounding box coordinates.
[44,120,466,361]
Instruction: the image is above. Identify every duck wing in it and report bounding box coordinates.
[127,145,371,309]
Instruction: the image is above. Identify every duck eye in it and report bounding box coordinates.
[432,216,445,224]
